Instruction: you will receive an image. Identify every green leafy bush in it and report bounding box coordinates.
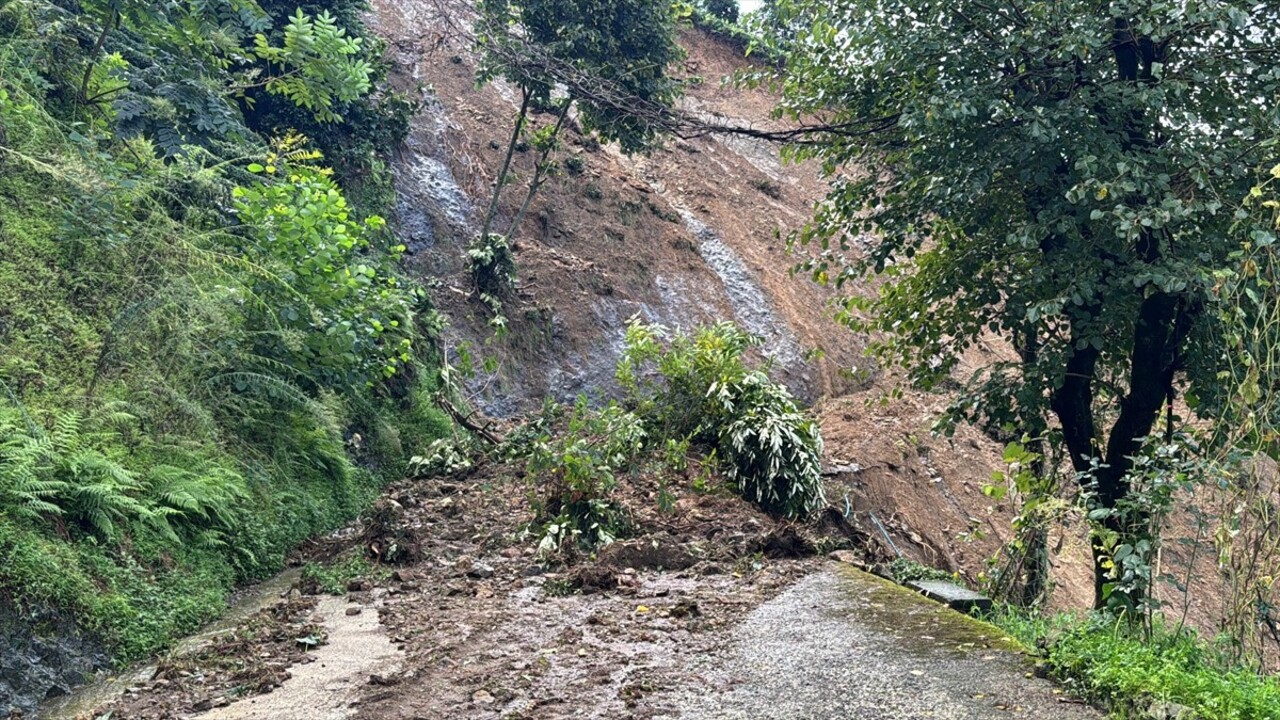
[701,0,738,23]
[889,558,955,584]
[300,552,389,595]
[467,233,517,300]
[618,320,825,518]
[251,10,372,123]
[526,398,645,554]
[232,137,417,387]
[407,438,475,478]
[0,0,448,675]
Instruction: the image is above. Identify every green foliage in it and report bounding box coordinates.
[1203,160,1280,667]
[701,0,738,24]
[477,0,684,153]
[0,516,235,662]
[2,0,377,157]
[251,9,371,122]
[407,438,474,478]
[233,137,417,386]
[775,0,1280,608]
[0,0,450,672]
[888,558,955,585]
[993,610,1280,720]
[980,439,1067,607]
[467,232,517,318]
[619,320,825,518]
[1082,438,1199,626]
[527,398,645,554]
[300,551,389,595]
[0,406,247,543]
[689,5,789,67]
[563,153,584,175]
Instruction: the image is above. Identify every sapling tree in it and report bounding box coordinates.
[774,0,1280,609]
[472,0,683,301]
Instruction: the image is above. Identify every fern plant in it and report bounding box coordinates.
[0,407,67,520]
[0,408,148,539]
[0,406,250,543]
[145,462,248,545]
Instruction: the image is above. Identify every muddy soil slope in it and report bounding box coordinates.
[371,0,862,413]
[366,0,1056,603]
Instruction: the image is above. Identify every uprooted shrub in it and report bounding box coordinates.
[513,321,824,558]
[525,398,645,555]
[617,320,825,519]
[407,438,475,478]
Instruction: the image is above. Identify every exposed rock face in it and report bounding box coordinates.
[0,601,106,717]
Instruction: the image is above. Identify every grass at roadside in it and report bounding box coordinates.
[989,608,1280,720]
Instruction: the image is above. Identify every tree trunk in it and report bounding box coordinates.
[479,87,532,244]
[1052,288,1181,608]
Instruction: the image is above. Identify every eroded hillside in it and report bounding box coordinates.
[370,0,863,413]
[366,0,1217,626]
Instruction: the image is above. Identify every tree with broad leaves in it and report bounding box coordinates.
[772,0,1280,610]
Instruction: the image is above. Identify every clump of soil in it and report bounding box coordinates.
[93,597,325,719]
[360,498,423,565]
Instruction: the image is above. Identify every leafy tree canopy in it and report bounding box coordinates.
[773,0,1280,606]
[24,0,375,156]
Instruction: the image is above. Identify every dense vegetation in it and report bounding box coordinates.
[432,321,825,556]
[772,0,1280,612]
[0,0,448,663]
[6,0,1280,715]
[756,0,1280,712]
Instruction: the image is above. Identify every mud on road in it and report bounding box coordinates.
[83,461,844,720]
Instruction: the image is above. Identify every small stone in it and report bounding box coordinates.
[670,600,701,619]
[345,607,363,616]
[468,563,495,579]
[472,689,496,704]
[828,550,862,565]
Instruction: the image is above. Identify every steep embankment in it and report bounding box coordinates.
[371,0,862,412]
[368,0,1242,630]
[363,0,1052,602]
[368,0,1236,629]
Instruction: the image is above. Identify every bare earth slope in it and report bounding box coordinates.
[371,0,863,412]
[365,0,1124,613]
